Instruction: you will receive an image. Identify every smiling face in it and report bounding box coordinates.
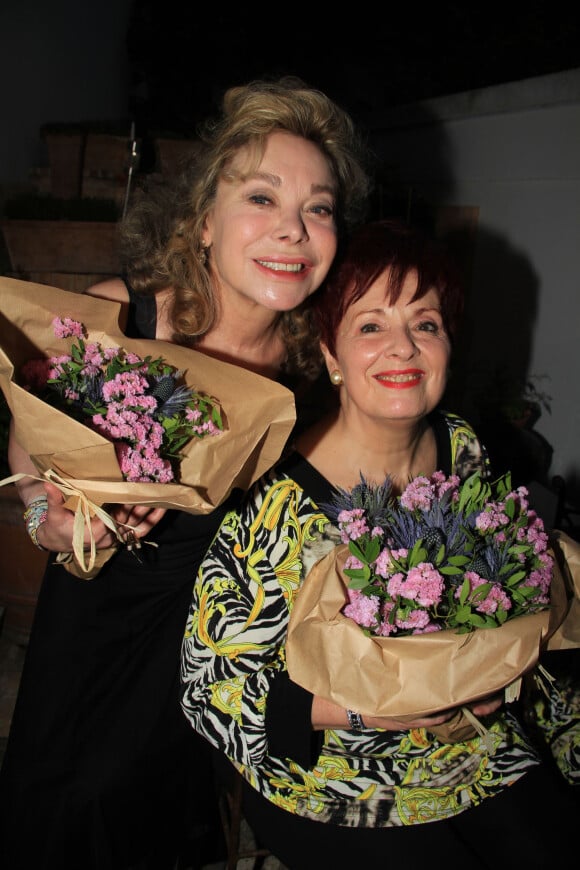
[202,130,339,314]
[322,268,452,425]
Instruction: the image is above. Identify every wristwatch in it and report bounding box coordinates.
[346,709,364,731]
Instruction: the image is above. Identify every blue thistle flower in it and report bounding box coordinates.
[323,473,395,527]
[150,374,176,403]
[154,384,195,418]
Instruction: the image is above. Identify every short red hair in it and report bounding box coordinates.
[313,219,464,357]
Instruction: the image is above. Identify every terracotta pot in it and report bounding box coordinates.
[0,485,47,646]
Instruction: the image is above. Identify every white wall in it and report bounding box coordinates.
[369,70,580,498]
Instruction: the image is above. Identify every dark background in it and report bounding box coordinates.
[126,2,580,140]
[1,2,578,185]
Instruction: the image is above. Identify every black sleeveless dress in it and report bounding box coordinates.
[0,289,234,869]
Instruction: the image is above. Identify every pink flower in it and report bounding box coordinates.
[20,315,223,485]
[337,508,369,544]
[52,317,84,339]
[399,476,434,511]
[475,505,510,532]
[343,589,380,628]
[335,469,554,639]
[344,554,364,571]
[396,608,433,633]
[387,563,444,607]
[374,548,395,578]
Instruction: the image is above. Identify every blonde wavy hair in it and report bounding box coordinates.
[120,76,372,378]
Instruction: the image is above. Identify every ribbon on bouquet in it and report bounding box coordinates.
[0,469,155,577]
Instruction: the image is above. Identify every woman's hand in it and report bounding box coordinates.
[363,709,460,731]
[107,502,167,548]
[33,481,166,553]
[10,418,166,554]
[464,692,504,718]
[363,693,504,730]
[311,692,504,732]
[313,695,462,732]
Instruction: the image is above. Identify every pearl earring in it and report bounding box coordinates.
[330,370,343,386]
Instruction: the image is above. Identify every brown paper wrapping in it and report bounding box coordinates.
[544,529,580,650]
[0,277,296,574]
[286,532,579,741]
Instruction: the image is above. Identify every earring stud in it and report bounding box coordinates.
[330,370,343,386]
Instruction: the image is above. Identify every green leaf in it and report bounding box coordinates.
[495,472,512,498]
[469,613,496,628]
[364,537,382,563]
[457,472,481,513]
[344,566,371,587]
[453,604,472,623]
[499,561,520,577]
[510,544,529,555]
[513,585,541,601]
[448,555,471,567]
[504,570,527,586]
[71,342,85,363]
[348,540,368,563]
[459,575,470,604]
[409,539,427,564]
[469,582,492,603]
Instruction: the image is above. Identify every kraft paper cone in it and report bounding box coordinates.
[286,540,574,732]
[545,529,580,649]
[0,277,296,510]
[0,277,296,575]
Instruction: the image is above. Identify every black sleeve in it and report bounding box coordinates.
[125,281,158,339]
[265,671,324,769]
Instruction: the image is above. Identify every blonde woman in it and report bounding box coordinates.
[0,77,371,870]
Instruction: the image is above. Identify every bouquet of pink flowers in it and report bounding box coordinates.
[22,316,223,484]
[331,470,553,637]
[0,277,296,577]
[286,471,579,743]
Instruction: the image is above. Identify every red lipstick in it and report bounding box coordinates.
[374,369,424,389]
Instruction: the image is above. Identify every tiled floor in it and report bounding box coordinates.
[0,609,286,869]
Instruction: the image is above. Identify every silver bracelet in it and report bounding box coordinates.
[23,495,49,551]
[346,709,364,731]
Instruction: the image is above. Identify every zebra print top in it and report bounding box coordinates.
[180,410,548,827]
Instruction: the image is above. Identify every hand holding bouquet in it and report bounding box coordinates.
[287,471,577,743]
[0,278,296,576]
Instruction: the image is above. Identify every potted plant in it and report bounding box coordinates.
[500,375,552,431]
